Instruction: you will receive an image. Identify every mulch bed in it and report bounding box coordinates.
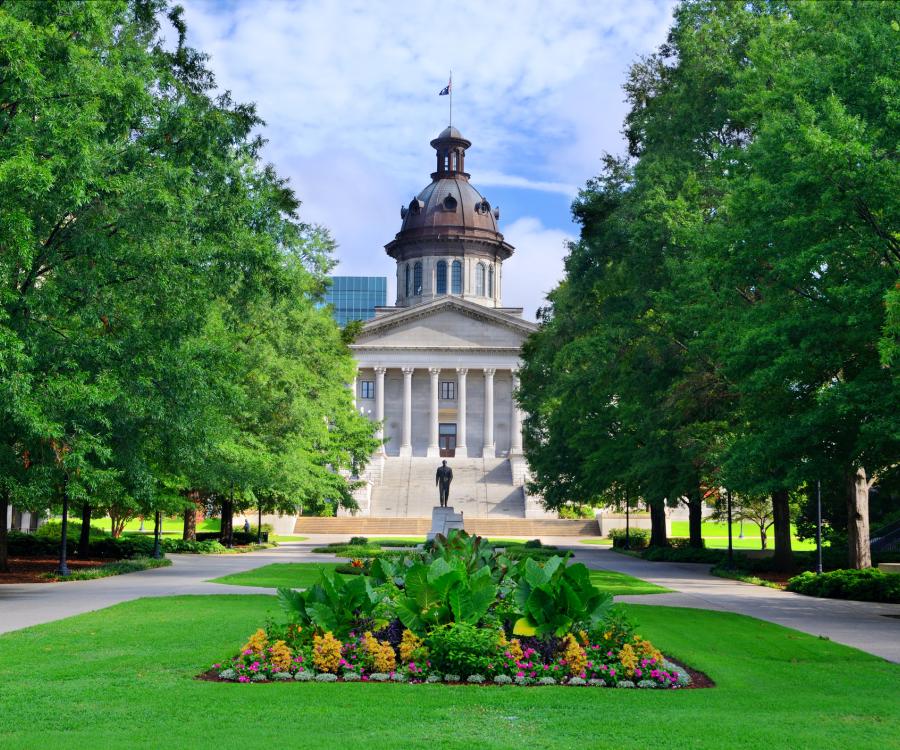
[196,656,715,688]
[0,556,111,584]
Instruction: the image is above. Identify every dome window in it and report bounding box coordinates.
[436,261,448,294]
[409,199,424,215]
[488,265,494,297]
[404,263,411,297]
[413,262,423,295]
[476,262,486,296]
[443,195,457,211]
[451,260,462,294]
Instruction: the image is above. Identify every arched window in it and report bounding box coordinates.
[404,263,411,297]
[436,260,448,294]
[413,262,423,295]
[488,265,494,298]
[476,262,485,296]
[451,260,462,294]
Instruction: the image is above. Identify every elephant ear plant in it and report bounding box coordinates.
[512,556,613,637]
[395,556,499,636]
[277,570,380,639]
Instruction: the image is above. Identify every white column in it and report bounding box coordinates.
[510,368,523,454]
[350,372,357,410]
[456,367,468,458]
[400,367,413,457]
[482,367,495,458]
[427,368,441,457]
[374,366,386,454]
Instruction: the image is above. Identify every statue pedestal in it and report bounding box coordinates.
[427,506,464,541]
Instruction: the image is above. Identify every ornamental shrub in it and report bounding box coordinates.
[312,633,343,673]
[427,623,502,678]
[608,528,650,549]
[786,569,900,603]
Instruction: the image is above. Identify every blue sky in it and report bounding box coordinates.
[178,0,676,319]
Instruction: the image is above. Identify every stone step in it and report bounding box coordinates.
[292,517,599,537]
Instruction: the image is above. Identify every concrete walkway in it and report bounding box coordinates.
[564,544,900,664]
[0,543,335,634]
[2,538,899,665]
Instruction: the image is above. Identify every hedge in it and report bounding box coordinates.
[787,568,900,603]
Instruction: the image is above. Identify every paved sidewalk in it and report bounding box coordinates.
[0,543,334,635]
[565,545,900,663]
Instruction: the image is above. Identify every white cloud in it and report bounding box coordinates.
[177,0,674,314]
[501,217,574,321]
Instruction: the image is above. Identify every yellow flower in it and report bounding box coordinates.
[507,637,524,663]
[631,635,664,666]
[399,629,424,662]
[561,633,587,676]
[618,643,638,678]
[362,631,397,673]
[242,628,268,654]
[268,640,293,672]
[312,632,343,673]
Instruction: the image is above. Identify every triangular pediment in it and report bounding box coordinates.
[352,297,537,350]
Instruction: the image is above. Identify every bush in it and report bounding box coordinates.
[787,569,900,603]
[35,520,107,541]
[426,623,502,678]
[7,530,155,559]
[195,530,268,544]
[669,537,706,549]
[349,536,369,545]
[608,528,650,549]
[162,538,226,554]
[639,546,722,564]
[40,557,171,581]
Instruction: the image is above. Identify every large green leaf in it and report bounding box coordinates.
[395,597,425,635]
[306,601,339,634]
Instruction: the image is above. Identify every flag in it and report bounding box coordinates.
[439,80,451,96]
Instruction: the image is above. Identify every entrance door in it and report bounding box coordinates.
[438,423,457,457]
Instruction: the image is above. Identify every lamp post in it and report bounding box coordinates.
[257,505,262,545]
[625,499,630,550]
[56,471,70,577]
[726,489,734,568]
[816,480,823,575]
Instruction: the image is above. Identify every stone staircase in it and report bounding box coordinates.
[292,516,599,536]
[369,457,526,518]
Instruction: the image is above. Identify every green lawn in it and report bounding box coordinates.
[269,535,309,543]
[90,516,222,535]
[1,596,897,749]
[581,522,814,551]
[588,569,671,596]
[209,562,668,597]
[209,562,345,588]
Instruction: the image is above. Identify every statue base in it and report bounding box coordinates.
[427,506,464,541]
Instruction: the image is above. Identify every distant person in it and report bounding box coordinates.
[243,518,251,534]
[435,460,453,507]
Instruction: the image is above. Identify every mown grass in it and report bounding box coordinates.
[209,562,346,589]
[209,562,667,597]
[40,557,172,582]
[0,596,897,749]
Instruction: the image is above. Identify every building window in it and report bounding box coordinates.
[436,260,448,294]
[451,260,462,294]
[476,262,485,296]
[488,265,494,297]
[405,263,411,297]
[413,262,423,295]
[360,381,374,399]
[440,381,456,400]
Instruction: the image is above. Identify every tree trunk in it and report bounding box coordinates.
[183,506,197,541]
[649,500,668,547]
[759,526,767,550]
[78,503,91,557]
[847,467,872,569]
[0,488,9,573]
[772,489,793,571]
[687,493,703,548]
[221,500,233,547]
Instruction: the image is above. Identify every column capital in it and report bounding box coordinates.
[456,367,469,376]
[429,367,441,376]
[401,366,415,375]
[374,366,387,375]
[483,367,496,377]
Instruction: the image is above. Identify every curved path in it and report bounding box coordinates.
[2,538,899,664]
[562,543,900,663]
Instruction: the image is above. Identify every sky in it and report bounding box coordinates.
[178,0,677,319]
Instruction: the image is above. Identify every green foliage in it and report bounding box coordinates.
[512,557,612,637]
[161,538,226,554]
[39,557,171,581]
[277,569,379,639]
[787,569,900,603]
[608,528,650,549]
[34,520,107,541]
[425,622,503,678]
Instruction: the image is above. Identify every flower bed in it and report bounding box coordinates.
[207,530,698,689]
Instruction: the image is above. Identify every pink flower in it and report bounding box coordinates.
[517,671,525,678]
[238,676,250,683]
[609,669,615,676]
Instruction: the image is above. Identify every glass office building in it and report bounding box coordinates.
[323,276,387,326]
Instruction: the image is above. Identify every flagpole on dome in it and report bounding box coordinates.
[449,69,452,128]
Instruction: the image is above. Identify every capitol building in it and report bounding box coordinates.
[344,125,548,523]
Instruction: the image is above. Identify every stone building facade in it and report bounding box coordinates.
[347,126,541,518]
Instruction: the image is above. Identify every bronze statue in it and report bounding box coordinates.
[435,460,453,507]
